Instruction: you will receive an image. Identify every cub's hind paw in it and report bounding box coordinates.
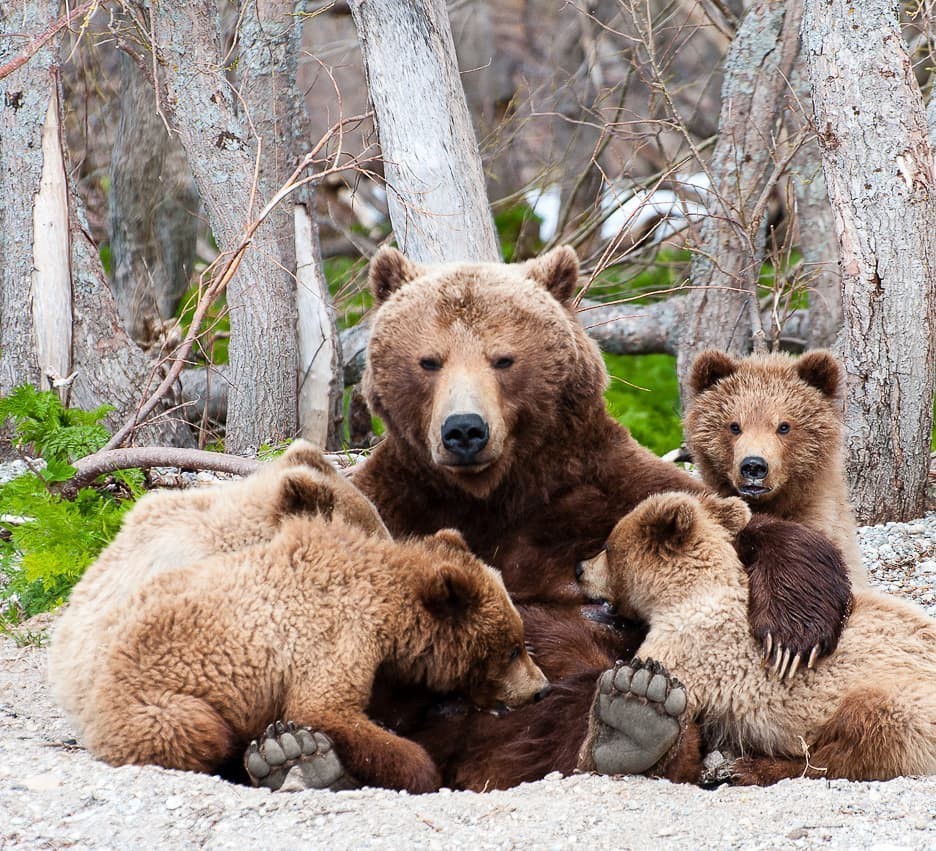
[244,721,357,792]
[587,657,687,776]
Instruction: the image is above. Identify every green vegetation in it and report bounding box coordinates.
[603,353,682,455]
[0,387,142,620]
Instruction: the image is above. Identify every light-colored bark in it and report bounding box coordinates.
[125,0,300,453]
[0,0,192,446]
[295,204,342,447]
[676,0,803,399]
[803,0,936,523]
[109,47,198,347]
[348,0,500,263]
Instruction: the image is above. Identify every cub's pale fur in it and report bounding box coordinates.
[48,440,388,735]
[579,492,936,781]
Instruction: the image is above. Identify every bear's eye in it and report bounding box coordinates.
[777,422,790,435]
[493,356,515,370]
[729,422,742,435]
[509,645,521,661]
[419,357,442,372]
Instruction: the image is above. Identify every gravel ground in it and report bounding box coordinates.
[1,514,934,850]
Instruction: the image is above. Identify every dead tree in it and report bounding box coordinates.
[675,0,803,399]
[0,0,193,447]
[348,0,500,263]
[803,0,936,523]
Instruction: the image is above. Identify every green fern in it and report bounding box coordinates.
[0,386,140,619]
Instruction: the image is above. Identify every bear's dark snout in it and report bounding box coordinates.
[534,684,552,702]
[441,414,490,463]
[574,562,585,580]
[740,456,768,480]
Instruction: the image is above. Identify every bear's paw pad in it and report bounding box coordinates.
[244,721,356,792]
[591,657,686,776]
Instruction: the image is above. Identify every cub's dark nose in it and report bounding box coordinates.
[575,561,585,580]
[740,456,768,480]
[441,413,489,462]
[534,684,552,702]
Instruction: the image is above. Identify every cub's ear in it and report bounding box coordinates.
[699,494,752,537]
[277,439,333,475]
[690,350,738,396]
[274,470,335,521]
[641,495,697,549]
[523,245,580,305]
[369,247,422,304]
[796,350,841,398]
[432,528,471,552]
[420,562,480,621]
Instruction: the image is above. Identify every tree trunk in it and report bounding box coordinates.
[675,0,803,400]
[348,0,500,263]
[238,0,343,449]
[124,0,300,454]
[0,0,193,447]
[109,46,198,348]
[803,0,936,523]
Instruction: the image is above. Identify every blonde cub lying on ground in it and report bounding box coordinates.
[49,440,389,738]
[578,492,936,782]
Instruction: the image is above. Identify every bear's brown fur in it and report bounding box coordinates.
[684,350,866,586]
[351,246,851,790]
[578,492,936,782]
[49,440,388,736]
[80,515,547,794]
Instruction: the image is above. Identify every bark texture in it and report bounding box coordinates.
[676,1,802,399]
[803,0,936,523]
[0,0,191,446]
[128,0,300,453]
[109,48,198,348]
[348,0,500,263]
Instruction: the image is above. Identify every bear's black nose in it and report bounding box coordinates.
[441,413,489,463]
[575,561,585,580]
[534,684,552,702]
[740,456,769,480]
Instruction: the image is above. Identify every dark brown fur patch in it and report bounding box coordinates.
[275,471,336,521]
[795,350,841,398]
[689,350,739,397]
[738,515,852,661]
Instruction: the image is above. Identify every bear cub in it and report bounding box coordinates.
[684,349,866,587]
[80,514,547,794]
[578,492,936,783]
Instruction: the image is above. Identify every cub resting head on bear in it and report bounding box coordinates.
[578,492,936,782]
[49,443,547,794]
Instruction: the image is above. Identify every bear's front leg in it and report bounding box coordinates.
[739,516,853,678]
[576,657,699,781]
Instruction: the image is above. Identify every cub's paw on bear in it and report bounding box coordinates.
[578,490,936,782]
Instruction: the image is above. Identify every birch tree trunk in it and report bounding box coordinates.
[238,0,343,448]
[0,0,193,446]
[675,0,802,400]
[122,0,300,454]
[348,0,500,263]
[803,0,936,523]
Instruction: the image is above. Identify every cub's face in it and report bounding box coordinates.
[363,247,606,498]
[577,493,750,618]
[684,351,843,505]
[418,531,549,709]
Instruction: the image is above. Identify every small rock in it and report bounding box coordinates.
[165,795,185,810]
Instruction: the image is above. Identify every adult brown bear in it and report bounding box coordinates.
[351,245,851,790]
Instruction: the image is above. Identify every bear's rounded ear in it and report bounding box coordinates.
[523,245,580,305]
[796,350,841,398]
[274,470,335,521]
[690,350,738,396]
[420,562,480,621]
[277,439,333,474]
[699,494,752,537]
[369,247,422,304]
[642,495,697,549]
[432,528,471,552]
